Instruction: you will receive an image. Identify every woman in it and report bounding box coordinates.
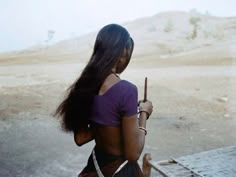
[55,24,153,177]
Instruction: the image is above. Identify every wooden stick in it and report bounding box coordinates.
[144,77,148,102]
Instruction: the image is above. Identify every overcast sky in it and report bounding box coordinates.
[0,0,235,52]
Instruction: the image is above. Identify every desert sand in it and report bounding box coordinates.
[0,12,236,177]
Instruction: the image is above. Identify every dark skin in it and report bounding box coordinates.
[74,54,153,162]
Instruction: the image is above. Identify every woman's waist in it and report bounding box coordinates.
[90,122,125,156]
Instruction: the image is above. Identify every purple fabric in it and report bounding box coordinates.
[89,80,138,127]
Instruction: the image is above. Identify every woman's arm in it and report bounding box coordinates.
[122,99,152,162]
[74,127,94,146]
[122,111,150,162]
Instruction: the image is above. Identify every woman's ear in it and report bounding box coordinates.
[115,48,130,73]
[111,67,116,73]
[115,57,127,73]
[119,57,126,65]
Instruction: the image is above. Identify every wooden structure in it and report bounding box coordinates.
[142,146,236,177]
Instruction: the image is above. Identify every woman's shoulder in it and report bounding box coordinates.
[117,80,137,95]
[119,80,137,89]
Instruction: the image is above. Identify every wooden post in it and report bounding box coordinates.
[142,153,152,177]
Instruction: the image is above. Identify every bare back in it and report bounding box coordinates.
[91,74,124,155]
[91,124,123,155]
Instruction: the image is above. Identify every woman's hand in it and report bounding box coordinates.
[138,100,153,119]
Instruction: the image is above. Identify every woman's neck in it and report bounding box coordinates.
[111,71,120,78]
[98,73,120,95]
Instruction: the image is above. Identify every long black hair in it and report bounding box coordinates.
[55,24,134,132]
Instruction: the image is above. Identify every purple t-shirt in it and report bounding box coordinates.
[89,80,138,127]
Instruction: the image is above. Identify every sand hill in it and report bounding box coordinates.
[0,11,235,65]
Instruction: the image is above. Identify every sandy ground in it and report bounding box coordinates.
[0,47,236,177]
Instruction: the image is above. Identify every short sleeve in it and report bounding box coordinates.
[119,82,138,117]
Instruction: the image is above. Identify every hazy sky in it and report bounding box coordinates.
[0,0,235,52]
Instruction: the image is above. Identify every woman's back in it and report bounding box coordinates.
[91,124,123,156]
[90,73,133,156]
